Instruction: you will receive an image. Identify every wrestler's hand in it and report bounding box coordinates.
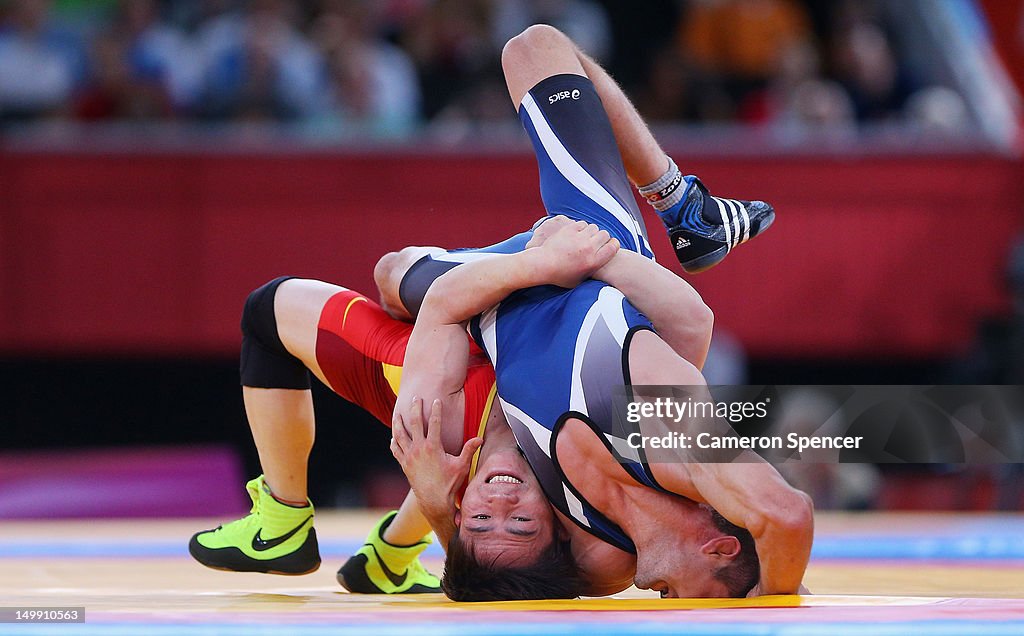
[391,397,483,518]
[526,219,620,288]
[525,215,574,249]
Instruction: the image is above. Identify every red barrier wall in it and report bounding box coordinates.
[1,151,1020,358]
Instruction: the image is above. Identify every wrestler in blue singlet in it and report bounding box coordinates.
[400,74,673,553]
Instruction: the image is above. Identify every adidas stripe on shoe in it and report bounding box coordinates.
[659,176,774,274]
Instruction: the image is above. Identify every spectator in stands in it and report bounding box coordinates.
[676,0,813,119]
[0,0,86,122]
[631,45,700,123]
[719,34,855,140]
[197,0,328,122]
[632,43,736,124]
[399,0,495,121]
[831,21,916,123]
[119,0,203,114]
[75,0,202,120]
[490,0,611,63]
[738,38,813,123]
[903,86,969,137]
[777,78,856,138]
[310,0,421,136]
[425,75,514,143]
[75,28,169,120]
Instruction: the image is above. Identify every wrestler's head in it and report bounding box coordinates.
[441,446,586,600]
[457,445,558,563]
[442,526,585,600]
[632,505,759,598]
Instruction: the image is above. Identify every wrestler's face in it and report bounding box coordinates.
[456,447,558,565]
[632,510,739,598]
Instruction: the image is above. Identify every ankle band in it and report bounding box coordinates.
[638,157,685,212]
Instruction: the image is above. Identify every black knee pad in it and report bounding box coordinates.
[239,276,311,390]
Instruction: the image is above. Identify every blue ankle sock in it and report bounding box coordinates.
[657,198,687,228]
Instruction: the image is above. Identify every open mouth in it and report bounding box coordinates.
[486,474,523,484]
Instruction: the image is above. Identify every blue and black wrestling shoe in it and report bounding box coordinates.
[658,176,775,274]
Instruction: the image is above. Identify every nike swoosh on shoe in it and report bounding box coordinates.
[369,544,407,587]
[251,516,312,552]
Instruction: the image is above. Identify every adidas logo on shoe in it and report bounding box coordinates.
[663,175,775,273]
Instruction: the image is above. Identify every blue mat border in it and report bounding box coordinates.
[2,619,1024,636]
[5,536,1024,560]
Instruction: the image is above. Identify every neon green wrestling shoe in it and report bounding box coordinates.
[337,510,441,593]
[189,475,320,575]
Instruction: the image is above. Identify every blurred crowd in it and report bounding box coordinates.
[0,0,969,137]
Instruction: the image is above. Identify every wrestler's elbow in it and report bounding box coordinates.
[784,490,814,533]
[673,275,713,329]
[773,491,815,548]
[751,489,814,541]
[653,272,712,338]
[691,297,714,337]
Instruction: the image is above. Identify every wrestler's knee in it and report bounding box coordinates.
[242,277,294,344]
[501,24,569,70]
[374,246,435,321]
[240,276,311,390]
[374,247,420,298]
[374,251,403,297]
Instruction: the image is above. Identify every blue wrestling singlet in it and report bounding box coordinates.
[399,74,674,553]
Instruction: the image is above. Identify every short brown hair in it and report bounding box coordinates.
[441,528,587,601]
[709,509,760,597]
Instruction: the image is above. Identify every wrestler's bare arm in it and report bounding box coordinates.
[395,223,618,438]
[660,458,814,596]
[559,236,812,594]
[391,224,617,545]
[391,398,481,550]
[396,221,618,418]
[394,252,559,436]
[625,331,813,596]
[593,249,714,369]
[527,216,713,368]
